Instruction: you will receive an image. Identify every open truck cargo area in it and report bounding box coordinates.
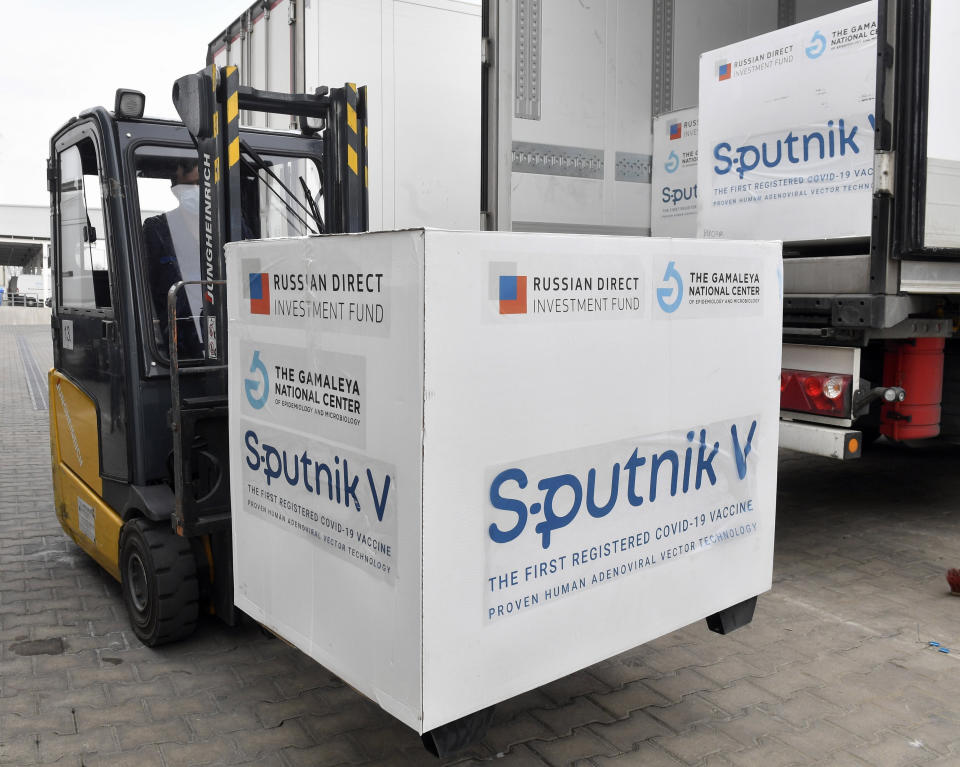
[480,0,960,458]
[695,0,960,456]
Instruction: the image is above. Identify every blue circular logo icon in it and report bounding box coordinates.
[657,261,683,314]
[665,151,680,174]
[805,31,826,59]
[244,350,269,410]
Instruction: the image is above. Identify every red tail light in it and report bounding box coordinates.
[803,377,822,398]
[780,369,852,417]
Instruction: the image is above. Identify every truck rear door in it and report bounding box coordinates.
[880,0,960,292]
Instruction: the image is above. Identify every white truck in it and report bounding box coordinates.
[5,273,51,306]
[211,0,960,462]
[695,0,960,459]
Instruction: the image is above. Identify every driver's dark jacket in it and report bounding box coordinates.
[142,213,203,359]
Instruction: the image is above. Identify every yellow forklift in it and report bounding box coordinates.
[47,67,368,646]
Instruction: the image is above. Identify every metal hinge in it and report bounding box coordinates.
[46,159,56,193]
[481,37,494,67]
[874,151,894,195]
[288,1,295,24]
[102,176,123,200]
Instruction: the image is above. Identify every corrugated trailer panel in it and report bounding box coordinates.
[210,0,481,232]
[265,0,291,129]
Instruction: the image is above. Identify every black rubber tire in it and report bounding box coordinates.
[941,339,960,438]
[119,518,199,647]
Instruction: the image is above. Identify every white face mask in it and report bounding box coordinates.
[171,184,200,214]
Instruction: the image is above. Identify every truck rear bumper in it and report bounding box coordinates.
[779,420,862,460]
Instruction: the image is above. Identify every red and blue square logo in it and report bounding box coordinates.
[249,273,270,315]
[718,62,732,81]
[669,122,682,140]
[499,275,527,315]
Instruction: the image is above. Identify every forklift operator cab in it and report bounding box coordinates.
[47,76,366,646]
[135,145,322,361]
[141,156,205,359]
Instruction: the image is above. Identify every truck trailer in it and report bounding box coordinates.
[210,0,960,460]
[482,0,960,460]
[694,0,960,459]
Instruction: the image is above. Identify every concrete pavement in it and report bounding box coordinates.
[2,324,960,766]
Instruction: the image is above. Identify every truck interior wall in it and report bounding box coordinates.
[509,0,653,235]
[671,0,777,111]
[671,0,857,110]
[795,0,860,23]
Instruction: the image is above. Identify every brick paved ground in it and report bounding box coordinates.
[2,323,960,766]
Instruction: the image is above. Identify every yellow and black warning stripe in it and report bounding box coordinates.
[226,66,240,170]
[345,82,360,178]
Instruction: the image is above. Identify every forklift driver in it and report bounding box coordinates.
[142,159,204,359]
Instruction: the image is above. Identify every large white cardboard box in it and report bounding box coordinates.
[697,1,877,242]
[226,230,782,732]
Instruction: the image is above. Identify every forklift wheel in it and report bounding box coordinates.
[119,518,199,647]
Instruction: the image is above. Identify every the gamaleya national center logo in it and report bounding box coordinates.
[249,273,270,315]
[499,275,528,314]
[244,349,269,409]
[805,30,827,59]
[656,261,684,314]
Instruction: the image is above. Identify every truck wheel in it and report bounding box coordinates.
[119,518,199,646]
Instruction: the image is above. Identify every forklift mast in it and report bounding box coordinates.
[167,65,368,540]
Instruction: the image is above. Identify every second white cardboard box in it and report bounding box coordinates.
[697,1,877,242]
